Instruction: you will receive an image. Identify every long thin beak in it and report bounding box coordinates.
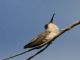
[49,12,55,23]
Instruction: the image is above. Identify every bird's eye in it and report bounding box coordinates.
[44,24,48,29]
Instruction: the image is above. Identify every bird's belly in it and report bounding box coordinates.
[45,32,59,40]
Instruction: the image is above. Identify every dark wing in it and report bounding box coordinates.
[24,31,50,49]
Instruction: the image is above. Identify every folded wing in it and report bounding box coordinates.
[24,31,50,49]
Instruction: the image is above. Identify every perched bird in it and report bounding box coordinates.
[24,13,60,49]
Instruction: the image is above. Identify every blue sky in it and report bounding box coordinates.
[0,0,80,60]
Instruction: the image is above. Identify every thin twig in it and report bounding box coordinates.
[2,38,52,60]
[2,43,47,60]
[51,20,80,42]
[27,42,51,60]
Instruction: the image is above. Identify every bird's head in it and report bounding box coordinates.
[44,13,59,31]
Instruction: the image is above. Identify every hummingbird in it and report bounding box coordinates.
[24,13,60,49]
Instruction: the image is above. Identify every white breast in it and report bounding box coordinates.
[45,30,60,40]
[45,23,60,40]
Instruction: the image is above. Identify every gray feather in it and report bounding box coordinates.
[24,31,50,49]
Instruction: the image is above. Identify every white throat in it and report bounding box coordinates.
[46,23,59,32]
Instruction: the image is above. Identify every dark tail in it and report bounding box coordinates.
[24,45,28,49]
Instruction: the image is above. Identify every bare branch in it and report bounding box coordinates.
[27,42,51,60]
[52,20,80,40]
[2,20,80,60]
[2,43,46,60]
[2,38,53,60]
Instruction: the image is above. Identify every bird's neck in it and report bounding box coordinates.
[46,28,54,31]
[45,26,60,32]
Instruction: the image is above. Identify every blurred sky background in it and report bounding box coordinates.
[0,0,80,60]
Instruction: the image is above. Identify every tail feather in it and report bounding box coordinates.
[24,44,31,49]
[24,45,28,49]
[23,43,34,49]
